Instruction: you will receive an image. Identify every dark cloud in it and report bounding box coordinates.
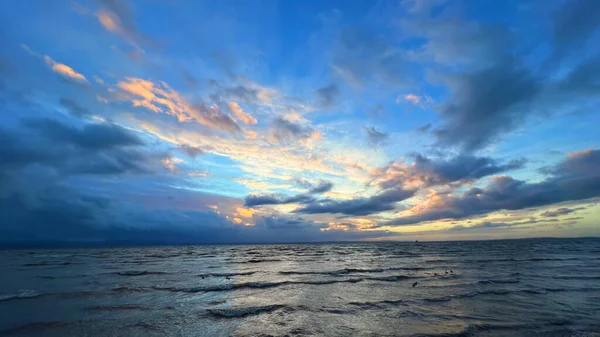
[553,0,600,48]
[289,179,334,195]
[558,55,600,95]
[244,193,315,207]
[178,144,204,158]
[271,117,316,143]
[540,207,583,217]
[447,221,513,232]
[434,58,540,151]
[415,123,431,133]
[1,118,158,176]
[293,188,416,216]
[332,27,414,86]
[59,98,92,118]
[209,82,260,104]
[365,126,389,147]
[24,118,143,150]
[315,84,340,108]
[308,180,333,194]
[191,102,242,134]
[374,153,526,189]
[383,150,600,227]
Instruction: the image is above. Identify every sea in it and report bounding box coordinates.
[1,238,599,337]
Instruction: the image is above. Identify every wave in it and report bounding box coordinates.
[0,321,70,335]
[154,278,364,293]
[365,275,416,282]
[112,270,169,276]
[84,304,151,311]
[477,279,520,285]
[207,304,286,318]
[279,267,422,276]
[470,257,586,263]
[0,291,43,302]
[199,271,256,277]
[549,275,600,280]
[243,258,283,263]
[21,262,73,267]
[111,285,152,293]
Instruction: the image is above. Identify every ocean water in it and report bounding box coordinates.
[1,238,599,337]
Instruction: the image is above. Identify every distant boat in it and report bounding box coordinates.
[415,240,419,243]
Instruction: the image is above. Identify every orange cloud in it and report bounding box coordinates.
[228,102,257,125]
[43,56,88,83]
[117,78,240,133]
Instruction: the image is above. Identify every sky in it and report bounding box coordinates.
[0,0,599,245]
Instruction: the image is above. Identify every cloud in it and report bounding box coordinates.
[59,98,92,118]
[43,56,88,84]
[292,178,334,194]
[433,58,540,151]
[332,27,414,86]
[177,144,204,158]
[116,77,241,133]
[244,179,334,208]
[271,116,320,143]
[447,221,514,232]
[403,93,421,105]
[315,84,340,108]
[365,126,389,147]
[308,180,334,194]
[540,207,583,217]
[293,188,416,216]
[244,193,315,207]
[96,0,155,49]
[383,149,600,227]
[227,102,257,125]
[372,153,526,189]
[553,0,600,49]
[24,118,143,150]
[1,118,159,176]
[416,123,431,133]
[398,94,434,109]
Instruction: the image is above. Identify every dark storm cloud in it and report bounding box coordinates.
[365,126,389,147]
[374,153,526,189]
[271,117,316,143]
[315,84,340,108]
[383,150,600,227]
[293,188,416,216]
[59,98,92,118]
